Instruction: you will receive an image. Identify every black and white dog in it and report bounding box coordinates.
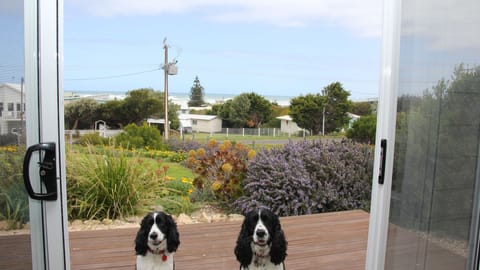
[135,211,180,270]
[235,208,287,270]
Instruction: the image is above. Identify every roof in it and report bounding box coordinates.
[276,115,293,121]
[347,112,361,119]
[147,118,167,124]
[0,83,22,92]
[178,114,218,121]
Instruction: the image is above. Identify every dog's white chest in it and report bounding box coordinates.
[244,258,284,270]
[136,253,174,270]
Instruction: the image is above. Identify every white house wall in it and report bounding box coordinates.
[280,119,301,135]
[0,84,25,135]
[193,118,222,133]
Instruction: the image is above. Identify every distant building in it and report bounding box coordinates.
[276,115,303,136]
[347,112,361,129]
[178,114,222,134]
[0,83,25,135]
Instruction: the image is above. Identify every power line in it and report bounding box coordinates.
[64,67,160,81]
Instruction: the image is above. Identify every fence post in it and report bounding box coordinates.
[242,128,245,137]
[226,128,229,137]
[258,127,260,136]
[273,128,276,137]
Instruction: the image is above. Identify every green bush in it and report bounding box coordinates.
[0,146,29,229]
[346,114,377,144]
[66,144,165,220]
[78,133,109,146]
[0,181,29,229]
[115,123,165,150]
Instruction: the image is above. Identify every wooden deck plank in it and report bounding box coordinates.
[1,210,371,270]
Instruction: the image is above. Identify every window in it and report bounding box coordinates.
[8,103,14,111]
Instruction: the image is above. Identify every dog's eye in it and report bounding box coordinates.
[260,214,269,222]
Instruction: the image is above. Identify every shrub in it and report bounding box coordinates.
[166,138,203,152]
[0,146,29,229]
[346,115,377,144]
[78,133,109,146]
[66,144,165,220]
[0,181,29,229]
[115,123,165,150]
[157,177,195,215]
[234,140,373,216]
[185,139,256,205]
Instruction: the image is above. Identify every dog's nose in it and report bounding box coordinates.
[149,232,158,240]
[256,229,266,238]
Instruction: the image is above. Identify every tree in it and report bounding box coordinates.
[289,94,324,134]
[209,100,234,127]
[290,82,352,134]
[188,76,205,107]
[98,99,127,129]
[351,101,374,116]
[322,82,352,133]
[64,98,100,129]
[229,94,251,127]
[96,88,180,130]
[244,92,273,127]
[122,88,162,125]
[223,92,273,128]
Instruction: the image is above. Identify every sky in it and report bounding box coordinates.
[63,0,383,101]
[1,1,384,101]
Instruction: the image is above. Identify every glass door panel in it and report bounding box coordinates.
[1,0,69,269]
[0,1,32,268]
[384,0,480,269]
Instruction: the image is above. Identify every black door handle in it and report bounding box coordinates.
[378,139,387,185]
[23,142,58,201]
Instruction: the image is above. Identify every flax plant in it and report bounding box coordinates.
[67,144,166,220]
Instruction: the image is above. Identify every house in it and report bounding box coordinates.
[0,83,25,135]
[347,112,361,129]
[178,114,222,134]
[276,115,303,136]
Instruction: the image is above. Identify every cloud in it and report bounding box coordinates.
[0,1,23,15]
[401,0,480,50]
[67,0,383,37]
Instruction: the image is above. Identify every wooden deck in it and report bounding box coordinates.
[1,210,369,270]
[70,210,370,269]
[1,209,469,269]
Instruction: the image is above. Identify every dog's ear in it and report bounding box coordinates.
[234,216,253,267]
[135,215,150,255]
[270,215,287,265]
[166,214,180,253]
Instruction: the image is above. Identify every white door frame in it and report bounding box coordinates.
[364,0,401,269]
[25,0,70,269]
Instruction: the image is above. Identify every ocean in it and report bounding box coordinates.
[69,91,293,107]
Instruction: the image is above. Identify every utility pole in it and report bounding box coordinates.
[162,38,178,142]
[322,89,328,136]
[163,38,169,141]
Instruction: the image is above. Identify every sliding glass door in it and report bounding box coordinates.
[0,0,69,269]
[367,0,480,269]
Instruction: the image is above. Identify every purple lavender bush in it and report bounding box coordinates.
[166,138,203,152]
[234,139,373,216]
